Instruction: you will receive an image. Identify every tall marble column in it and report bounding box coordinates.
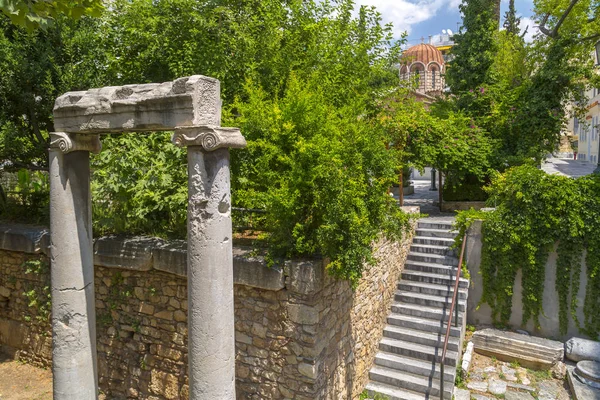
[173,126,246,399]
[49,132,101,400]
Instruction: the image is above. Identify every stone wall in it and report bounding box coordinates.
[0,209,416,399]
[465,220,590,341]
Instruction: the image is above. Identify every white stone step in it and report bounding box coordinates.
[397,281,468,300]
[369,365,453,399]
[365,381,428,400]
[401,270,469,289]
[391,302,465,325]
[374,351,455,383]
[386,314,462,339]
[406,252,459,266]
[410,243,456,256]
[412,236,456,247]
[404,260,458,276]
[395,290,467,312]
[383,325,460,352]
[417,221,455,231]
[414,228,457,239]
[379,337,459,366]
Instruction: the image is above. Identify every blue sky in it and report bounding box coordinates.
[355,0,539,45]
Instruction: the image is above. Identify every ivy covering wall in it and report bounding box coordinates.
[456,166,600,339]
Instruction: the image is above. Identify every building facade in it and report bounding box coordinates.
[574,87,600,165]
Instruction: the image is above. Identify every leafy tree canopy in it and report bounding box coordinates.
[0,0,102,30]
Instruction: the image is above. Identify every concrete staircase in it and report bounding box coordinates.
[365,218,469,400]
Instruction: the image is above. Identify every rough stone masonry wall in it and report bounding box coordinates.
[0,211,416,400]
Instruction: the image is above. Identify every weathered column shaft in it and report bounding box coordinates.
[49,133,100,400]
[187,146,236,399]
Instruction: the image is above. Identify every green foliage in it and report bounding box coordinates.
[0,0,103,31]
[227,76,412,286]
[443,177,489,202]
[447,0,498,94]
[21,258,51,323]
[378,91,493,182]
[455,166,600,338]
[502,0,521,35]
[359,391,389,400]
[91,133,188,238]
[0,169,49,223]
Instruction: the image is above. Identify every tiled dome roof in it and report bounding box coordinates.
[401,43,444,66]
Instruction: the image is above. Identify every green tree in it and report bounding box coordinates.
[503,0,521,35]
[447,0,499,94]
[0,0,102,30]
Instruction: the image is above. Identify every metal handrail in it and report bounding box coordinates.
[439,233,467,400]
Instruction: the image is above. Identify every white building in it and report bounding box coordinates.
[575,87,600,165]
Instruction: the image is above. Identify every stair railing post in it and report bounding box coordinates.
[440,362,444,400]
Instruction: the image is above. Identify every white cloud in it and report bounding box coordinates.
[519,16,538,42]
[355,0,461,37]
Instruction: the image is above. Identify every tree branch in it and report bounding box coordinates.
[551,0,580,37]
[580,33,600,42]
[538,13,553,37]
[538,0,581,38]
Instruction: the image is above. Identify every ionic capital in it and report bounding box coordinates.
[49,132,102,154]
[172,126,246,151]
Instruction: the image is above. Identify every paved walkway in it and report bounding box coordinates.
[541,157,598,178]
[399,180,455,217]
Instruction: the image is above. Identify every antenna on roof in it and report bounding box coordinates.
[442,29,447,34]
[447,29,453,36]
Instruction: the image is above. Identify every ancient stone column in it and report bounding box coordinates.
[49,132,101,400]
[173,126,246,399]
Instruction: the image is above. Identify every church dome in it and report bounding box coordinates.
[401,43,444,66]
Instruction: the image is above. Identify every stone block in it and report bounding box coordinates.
[566,337,600,363]
[568,365,600,400]
[298,362,317,379]
[0,286,10,298]
[53,75,221,133]
[472,328,564,369]
[153,240,187,277]
[0,317,28,349]
[94,236,164,271]
[287,304,319,325]
[506,391,535,400]
[233,247,284,291]
[454,388,471,400]
[0,223,49,254]
[285,259,324,295]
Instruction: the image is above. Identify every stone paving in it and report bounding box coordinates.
[541,157,598,178]
[400,180,456,217]
[458,351,571,400]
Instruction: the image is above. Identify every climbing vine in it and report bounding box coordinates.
[455,166,600,339]
[21,258,51,323]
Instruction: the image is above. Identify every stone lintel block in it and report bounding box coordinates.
[0,223,49,254]
[284,259,324,295]
[53,75,221,133]
[94,236,164,271]
[472,328,564,369]
[233,247,284,291]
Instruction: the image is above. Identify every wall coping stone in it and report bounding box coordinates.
[0,223,292,291]
[0,207,419,293]
[0,223,50,255]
